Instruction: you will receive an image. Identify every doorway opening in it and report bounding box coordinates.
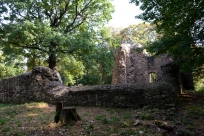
[149,72,156,83]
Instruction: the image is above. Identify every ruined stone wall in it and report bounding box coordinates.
[62,63,180,108]
[0,66,66,103]
[62,81,178,108]
[112,44,173,84]
[112,45,131,84]
[0,72,31,102]
[0,63,180,109]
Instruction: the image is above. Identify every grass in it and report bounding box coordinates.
[16,119,22,127]
[95,114,109,124]
[123,113,132,119]
[2,127,10,132]
[111,116,120,123]
[0,118,7,125]
[0,97,203,135]
[140,113,154,120]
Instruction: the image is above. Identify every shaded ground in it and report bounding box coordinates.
[0,92,204,136]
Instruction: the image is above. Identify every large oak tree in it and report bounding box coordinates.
[0,0,113,70]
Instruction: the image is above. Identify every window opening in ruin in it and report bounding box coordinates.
[149,72,156,83]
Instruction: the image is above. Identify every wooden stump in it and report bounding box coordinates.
[54,102,63,123]
[54,102,81,125]
[60,107,81,124]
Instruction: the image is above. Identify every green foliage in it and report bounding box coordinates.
[77,28,115,85]
[109,23,157,46]
[75,24,156,85]
[0,49,25,79]
[108,27,122,47]
[119,23,157,45]
[0,0,114,83]
[130,0,204,78]
[194,78,204,93]
[58,55,85,85]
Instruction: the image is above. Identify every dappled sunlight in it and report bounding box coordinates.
[180,92,204,101]
[48,122,59,129]
[26,102,50,109]
[0,102,57,135]
[53,87,69,96]
[28,113,38,117]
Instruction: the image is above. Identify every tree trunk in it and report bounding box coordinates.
[49,42,57,70]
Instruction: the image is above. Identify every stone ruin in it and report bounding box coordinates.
[0,63,181,108]
[112,44,194,90]
[0,43,194,108]
[112,44,173,84]
[0,66,68,103]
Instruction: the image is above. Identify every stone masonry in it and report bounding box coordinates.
[0,66,67,103]
[0,64,180,108]
[112,44,173,84]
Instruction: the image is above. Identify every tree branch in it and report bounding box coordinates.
[64,3,79,32]
[64,0,93,33]
[55,1,70,26]
[66,15,87,33]
[45,10,53,23]
[7,42,49,53]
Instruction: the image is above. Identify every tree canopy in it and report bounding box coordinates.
[108,23,157,47]
[0,0,115,85]
[0,0,114,70]
[0,48,25,79]
[119,23,157,45]
[131,0,204,77]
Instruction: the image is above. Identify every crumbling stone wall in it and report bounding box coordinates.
[112,44,173,84]
[61,62,181,108]
[62,82,178,108]
[0,63,180,108]
[0,66,67,103]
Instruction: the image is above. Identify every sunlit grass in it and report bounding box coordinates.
[26,102,49,109]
